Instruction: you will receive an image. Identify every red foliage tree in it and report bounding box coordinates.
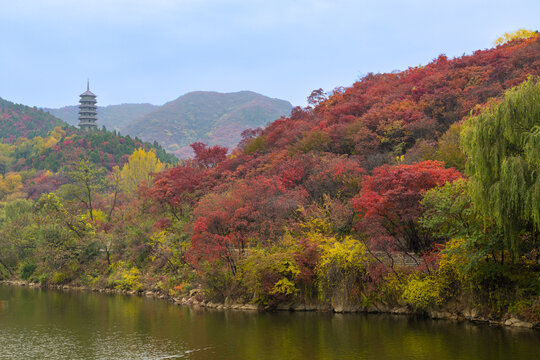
[238,128,264,150]
[294,237,322,289]
[23,171,68,200]
[149,164,208,218]
[352,161,462,253]
[187,176,308,272]
[190,142,228,168]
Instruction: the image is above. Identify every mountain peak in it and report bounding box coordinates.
[123,91,293,157]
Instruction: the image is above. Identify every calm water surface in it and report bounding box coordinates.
[0,285,538,360]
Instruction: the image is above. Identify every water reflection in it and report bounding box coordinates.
[0,299,7,314]
[0,285,538,360]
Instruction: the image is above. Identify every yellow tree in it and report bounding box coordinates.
[494,29,538,45]
[36,127,66,154]
[0,173,24,201]
[120,148,164,195]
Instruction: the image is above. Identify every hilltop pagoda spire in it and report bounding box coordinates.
[78,80,98,131]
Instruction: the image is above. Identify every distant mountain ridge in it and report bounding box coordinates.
[123,91,293,157]
[44,103,157,131]
[46,91,293,158]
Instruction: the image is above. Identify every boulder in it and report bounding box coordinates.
[504,318,534,328]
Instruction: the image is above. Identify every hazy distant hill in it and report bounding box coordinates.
[45,103,157,131]
[123,91,293,157]
[1,97,66,142]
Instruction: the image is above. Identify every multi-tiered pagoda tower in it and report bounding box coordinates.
[78,80,98,131]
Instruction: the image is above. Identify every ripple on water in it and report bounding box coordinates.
[0,325,212,359]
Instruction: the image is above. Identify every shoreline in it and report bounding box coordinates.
[1,279,537,330]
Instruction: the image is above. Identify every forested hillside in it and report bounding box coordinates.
[255,35,539,170]
[0,33,539,326]
[12,128,177,172]
[0,97,66,143]
[0,98,176,201]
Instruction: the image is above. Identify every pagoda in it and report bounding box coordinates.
[78,80,98,131]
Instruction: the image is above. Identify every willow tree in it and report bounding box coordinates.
[461,77,540,257]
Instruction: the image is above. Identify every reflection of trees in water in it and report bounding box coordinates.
[0,300,7,314]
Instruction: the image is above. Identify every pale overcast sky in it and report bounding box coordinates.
[1,0,539,108]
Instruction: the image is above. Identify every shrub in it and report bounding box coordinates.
[238,247,299,305]
[51,272,70,285]
[290,130,331,153]
[315,237,370,303]
[20,263,36,280]
[509,299,540,323]
[38,273,49,284]
[272,278,298,297]
[243,136,267,155]
[108,261,143,291]
[402,276,443,309]
[81,272,101,288]
[199,262,237,302]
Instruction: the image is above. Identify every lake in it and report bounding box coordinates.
[0,285,538,359]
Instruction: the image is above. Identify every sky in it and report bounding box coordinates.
[0,0,539,108]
